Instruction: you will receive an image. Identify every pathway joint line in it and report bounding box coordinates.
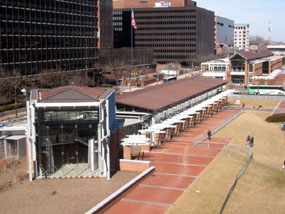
[150,151,216,158]
[154,172,198,178]
[121,199,172,207]
[152,160,208,167]
[140,184,185,191]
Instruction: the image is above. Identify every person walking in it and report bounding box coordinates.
[207,130,212,140]
[249,136,254,147]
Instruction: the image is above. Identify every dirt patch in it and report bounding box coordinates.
[0,159,139,214]
[228,98,280,109]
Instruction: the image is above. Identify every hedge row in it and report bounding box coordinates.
[0,103,26,113]
[266,114,285,122]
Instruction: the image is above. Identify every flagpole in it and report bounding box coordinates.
[130,8,133,92]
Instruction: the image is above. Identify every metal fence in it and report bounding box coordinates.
[194,108,244,146]
[230,94,285,100]
[219,147,253,214]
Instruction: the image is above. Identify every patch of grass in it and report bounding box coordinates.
[266,114,285,122]
[98,84,113,88]
[0,103,25,112]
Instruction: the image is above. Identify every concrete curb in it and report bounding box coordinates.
[85,166,155,214]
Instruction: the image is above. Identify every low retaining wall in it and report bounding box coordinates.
[85,166,155,214]
[120,159,151,172]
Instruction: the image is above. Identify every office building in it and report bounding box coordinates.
[234,24,250,51]
[113,1,215,64]
[98,0,113,49]
[0,0,113,101]
[0,1,101,77]
[228,50,283,86]
[215,16,234,48]
[113,0,196,9]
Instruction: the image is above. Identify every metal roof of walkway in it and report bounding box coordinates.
[138,90,233,139]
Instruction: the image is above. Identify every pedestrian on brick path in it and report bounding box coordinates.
[246,135,250,146]
[207,130,212,140]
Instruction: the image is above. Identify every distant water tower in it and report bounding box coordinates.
[268,19,272,42]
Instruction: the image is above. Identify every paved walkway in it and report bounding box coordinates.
[272,100,285,115]
[103,110,238,214]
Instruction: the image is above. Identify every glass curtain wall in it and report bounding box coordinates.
[37,108,99,177]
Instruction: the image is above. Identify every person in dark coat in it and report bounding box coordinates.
[207,130,212,140]
[249,136,254,147]
[246,135,250,146]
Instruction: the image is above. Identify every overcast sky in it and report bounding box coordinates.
[197,0,285,42]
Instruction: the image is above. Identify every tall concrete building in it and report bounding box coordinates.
[0,0,112,86]
[113,0,215,64]
[234,24,250,51]
[215,16,234,48]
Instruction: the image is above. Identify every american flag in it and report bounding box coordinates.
[131,9,137,30]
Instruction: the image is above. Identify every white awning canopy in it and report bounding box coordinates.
[138,90,232,134]
[4,135,26,141]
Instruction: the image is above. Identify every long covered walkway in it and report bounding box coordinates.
[103,109,239,214]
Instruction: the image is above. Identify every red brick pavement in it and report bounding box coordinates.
[103,110,238,214]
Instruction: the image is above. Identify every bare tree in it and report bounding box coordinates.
[250,36,270,50]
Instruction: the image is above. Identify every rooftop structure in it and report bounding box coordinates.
[267,45,285,56]
[0,121,26,159]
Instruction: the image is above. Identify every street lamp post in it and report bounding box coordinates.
[21,88,32,181]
